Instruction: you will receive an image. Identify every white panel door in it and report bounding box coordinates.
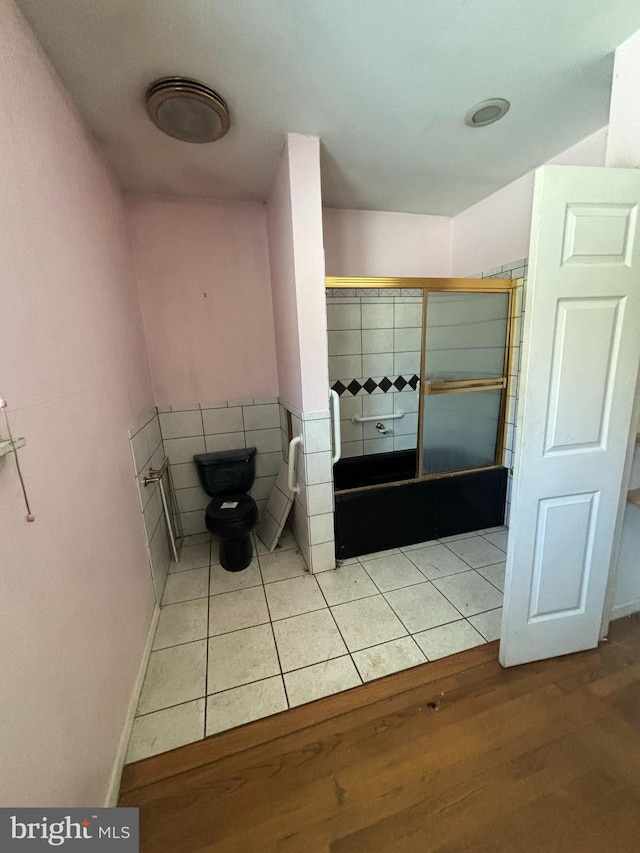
[501,165,640,667]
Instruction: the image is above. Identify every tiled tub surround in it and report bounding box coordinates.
[326,290,423,458]
[129,410,171,601]
[157,398,282,537]
[125,525,507,762]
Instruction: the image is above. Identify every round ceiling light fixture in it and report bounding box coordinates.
[145,77,230,143]
[464,98,510,128]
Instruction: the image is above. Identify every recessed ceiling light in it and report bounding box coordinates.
[465,98,510,128]
[145,77,230,143]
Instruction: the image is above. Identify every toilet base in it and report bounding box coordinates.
[220,533,253,572]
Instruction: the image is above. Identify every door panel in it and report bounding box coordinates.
[501,165,640,667]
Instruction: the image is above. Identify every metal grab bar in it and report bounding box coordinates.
[351,411,404,424]
[330,389,341,464]
[144,456,183,563]
[287,435,302,493]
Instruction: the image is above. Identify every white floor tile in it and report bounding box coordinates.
[209,586,270,636]
[209,560,261,596]
[361,552,426,592]
[259,549,308,584]
[413,620,485,661]
[153,599,208,650]
[481,525,508,534]
[162,567,210,605]
[284,657,361,707]
[400,540,439,552]
[444,536,506,569]
[384,583,461,634]
[433,571,503,618]
[477,562,506,592]
[481,530,509,552]
[272,609,347,672]
[206,676,288,736]
[437,532,478,544]
[208,624,280,693]
[352,637,426,682]
[331,595,407,652]
[265,575,326,621]
[316,564,378,605]
[469,608,503,641]
[137,640,207,715]
[170,542,210,573]
[359,548,401,560]
[181,533,211,547]
[404,544,471,581]
[126,699,205,763]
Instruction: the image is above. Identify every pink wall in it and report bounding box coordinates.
[266,143,303,411]
[452,128,608,276]
[606,29,640,167]
[0,0,155,806]
[267,134,329,413]
[323,208,452,277]
[127,196,278,406]
[288,135,329,412]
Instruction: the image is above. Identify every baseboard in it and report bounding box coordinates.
[610,600,640,621]
[104,602,160,807]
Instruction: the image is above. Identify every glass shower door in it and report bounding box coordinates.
[421,291,511,475]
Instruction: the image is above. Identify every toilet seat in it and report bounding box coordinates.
[205,492,257,530]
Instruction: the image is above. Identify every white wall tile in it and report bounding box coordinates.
[170,462,200,490]
[159,410,203,440]
[180,510,208,536]
[204,432,246,453]
[175,487,209,514]
[242,403,280,431]
[326,303,361,331]
[245,428,281,453]
[305,450,333,484]
[364,436,394,454]
[329,354,362,381]
[336,395,362,420]
[309,513,334,545]
[363,394,393,417]
[396,390,419,413]
[362,328,393,354]
[394,434,417,451]
[341,440,364,457]
[394,327,421,352]
[202,406,244,435]
[310,541,336,573]
[394,302,422,327]
[303,418,332,453]
[362,303,393,329]
[306,482,334,516]
[394,412,419,436]
[363,353,394,377]
[340,419,363,443]
[328,330,361,356]
[250,475,277,501]
[394,351,420,374]
[164,436,206,465]
[255,451,282,478]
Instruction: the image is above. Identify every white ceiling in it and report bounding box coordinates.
[16,0,640,215]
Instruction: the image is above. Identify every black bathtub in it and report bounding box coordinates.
[333,450,508,560]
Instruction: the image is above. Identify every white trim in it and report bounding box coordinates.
[608,600,640,622]
[104,603,160,806]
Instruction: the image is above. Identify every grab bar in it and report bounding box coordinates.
[351,411,404,424]
[287,435,302,494]
[330,389,341,464]
[144,456,183,563]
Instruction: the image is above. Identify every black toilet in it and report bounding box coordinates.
[193,448,259,572]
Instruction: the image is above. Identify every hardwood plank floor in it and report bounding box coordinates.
[119,615,640,852]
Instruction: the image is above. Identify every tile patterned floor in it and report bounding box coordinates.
[126,525,507,763]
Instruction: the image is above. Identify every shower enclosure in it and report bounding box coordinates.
[327,277,516,558]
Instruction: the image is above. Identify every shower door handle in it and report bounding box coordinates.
[330,389,342,464]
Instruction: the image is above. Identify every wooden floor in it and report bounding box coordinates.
[120,615,640,852]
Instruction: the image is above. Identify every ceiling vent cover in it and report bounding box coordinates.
[145,77,230,143]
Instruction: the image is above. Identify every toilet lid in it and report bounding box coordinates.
[205,492,257,524]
